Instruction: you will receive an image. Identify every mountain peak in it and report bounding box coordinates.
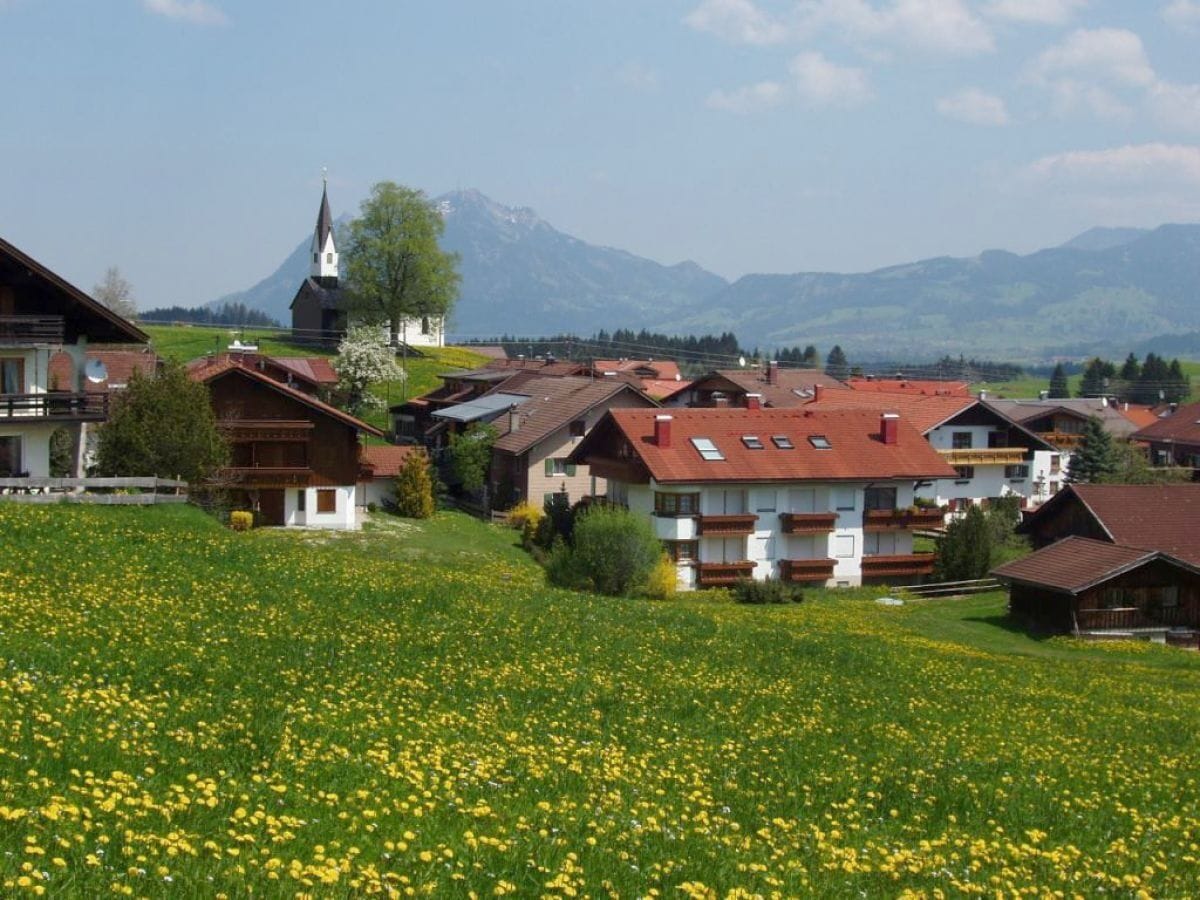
[435,188,542,229]
[1060,226,1149,253]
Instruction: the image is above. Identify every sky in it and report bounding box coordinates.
[2,0,1199,309]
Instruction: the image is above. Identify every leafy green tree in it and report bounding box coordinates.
[825,345,849,380]
[342,181,460,347]
[1048,363,1069,399]
[332,324,401,413]
[448,422,496,493]
[393,451,435,518]
[1067,416,1118,484]
[556,505,662,596]
[934,504,992,581]
[1101,440,1194,484]
[94,360,228,483]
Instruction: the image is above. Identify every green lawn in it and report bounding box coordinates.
[2,503,1199,896]
[976,360,1200,400]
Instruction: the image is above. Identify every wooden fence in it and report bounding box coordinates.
[0,477,188,505]
[891,577,1002,598]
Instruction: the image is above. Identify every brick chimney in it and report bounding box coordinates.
[812,383,823,402]
[746,393,762,411]
[881,412,899,445]
[767,360,779,385]
[654,414,673,448]
[508,405,521,433]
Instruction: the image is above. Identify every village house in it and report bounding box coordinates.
[0,236,148,478]
[1131,400,1200,477]
[357,443,425,510]
[663,361,847,409]
[290,180,445,349]
[986,396,1154,454]
[190,357,382,528]
[188,350,338,398]
[569,405,956,589]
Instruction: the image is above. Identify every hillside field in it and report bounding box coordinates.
[1,504,1199,895]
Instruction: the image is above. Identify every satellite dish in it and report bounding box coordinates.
[85,358,108,384]
[674,372,681,381]
[738,356,747,368]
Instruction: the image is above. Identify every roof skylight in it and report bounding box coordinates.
[809,435,832,450]
[691,437,725,461]
[772,435,794,449]
[741,435,764,449]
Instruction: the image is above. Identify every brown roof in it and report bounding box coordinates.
[592,359,683,381]
[991,536,1194,594]
[1132,401,1200,447]
[987,398,1142,439]
[49,348,158,393]
[578,407,956,484]
[847,378,971,396]
[1032,484,1200,565]
[484,358,588,377]
[360,444,424,479]
[694,368,848,407]
[272,356,339,385]
[489,375,656,456]
[189,358,383,436]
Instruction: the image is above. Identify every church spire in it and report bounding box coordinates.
[311,170,338,281]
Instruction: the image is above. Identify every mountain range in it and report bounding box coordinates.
[210,190,1200,362]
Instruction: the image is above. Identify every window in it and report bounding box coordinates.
[691,437,724,461]
[741,435,764,449]
[771,435,794,449]
[316,489,336,513]
[809,435,832,450]
[0,435,21,476]
[787,488,816,513]
[655,492,699,516]
[1050,481,1060,495]
[569,419,586,438]
[1162,586,1180,609]
[545,458,577,477]
[0,358,23,394]
[296,489,306,512]
[954,466,974,482]
[952,431,973,449]
[987,431,1010,449]
[866,532,897,555]
[1005,464,1029,479]
[834,535,855,558]
[663,540,698,562]
[1050,454,1061,474]
[421,316,431,335]
[326,252,333,263]
[864,486,897,511]
[835,487,856,510]
[313,253,318,264]
[754,489,777,513]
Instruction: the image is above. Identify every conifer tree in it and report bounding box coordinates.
[825,345,849,380]
[1068,417,1118,483]
[1118,352,1141,383]
[393,451,435,518]
[1166,359,1190,404]
[1048,363,1069,399]
[1077,358,1111,398]
[934,505,992,581]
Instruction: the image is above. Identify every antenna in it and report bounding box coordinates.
[84,358,108,384]
[738,356,747,368]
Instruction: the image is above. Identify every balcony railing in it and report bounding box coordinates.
[1076,606,1196,632]
[697,560,756,587]
[938,448,1027,466]
[698,513,758,536]
[0,392,108,421]
[779,512,838,535]
[861,553,936,578]
[0,315,64,345]
[863,508,945,531]
[779,558,836,583]
[223,466,313,487]
[1036,432,1084,450]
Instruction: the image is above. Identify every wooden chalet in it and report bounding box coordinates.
[987,397,1149,452]
[1132,401,1200,479]
[664,362,847,409]
[190,358,382,528]
[188,351,338,398]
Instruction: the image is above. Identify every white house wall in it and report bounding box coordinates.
[283,485,357,529]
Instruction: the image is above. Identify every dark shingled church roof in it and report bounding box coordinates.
[316,182,334,249]
[289,276,343,311]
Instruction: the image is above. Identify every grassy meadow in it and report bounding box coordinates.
[2,503,1200,896]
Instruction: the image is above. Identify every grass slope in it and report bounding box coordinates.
[2,504,1199,895]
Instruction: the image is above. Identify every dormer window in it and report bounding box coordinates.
[772,435,794,449]
[809,435,832,450]
[741,435,764,449]
[691,437,724,461]
[326,252,333,263]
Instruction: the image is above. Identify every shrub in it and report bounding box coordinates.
[934,504,992,581]
[544,538,582,589]
[393,452,435,519]
[563,505,662,596]
[229,510,253,532]
[508,501,544,532]
[366,502,378,514]
[732,578,804,604]
[645,555,678,600]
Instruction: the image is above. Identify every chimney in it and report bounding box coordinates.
[1039,390,1049,401]
[508,405,521,433]
[978,389,988,401]
[767,360,779,385]
[712,392,729,409]
[746,392,762,411]
[812,383,823,402]
[881,412,900,445]
[654,414,673,448]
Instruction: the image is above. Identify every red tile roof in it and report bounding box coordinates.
[847,378,971,396]
[592,359,683,381]
[189,358,383,436]
[804,389,979,434]
[584,407,956,484]
[693,368,848,408]
[360,445,424,479]
[991,536,1190,594]
[1132,401,1200,447]
[272,356,339,385]
[1051,484,1200,565]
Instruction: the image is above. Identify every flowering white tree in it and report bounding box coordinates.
[333,325,403,413]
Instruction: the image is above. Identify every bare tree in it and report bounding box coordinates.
[92,267,137,321]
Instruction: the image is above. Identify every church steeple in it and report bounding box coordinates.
[311,171,338,282]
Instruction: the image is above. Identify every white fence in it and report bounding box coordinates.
[0,477,188,505]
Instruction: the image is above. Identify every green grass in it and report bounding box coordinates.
[2,503,1199,895]
[976,361,1200,400]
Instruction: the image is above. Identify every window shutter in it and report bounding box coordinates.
[544,458,554,476]
[565,462,577,477]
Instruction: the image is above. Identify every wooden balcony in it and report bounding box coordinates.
[779,558,835,583]
[698,513,758,536]
[0,315,64,345]
[779,512,838,535]
[863,508,945,531]
[223,466,313,487]
[1076,606,1196,632]
[938,447,1027,466]
[0,392,108,422]
[1036,432,1084,450]
[697,560,756,587]
[861,553,935,578]
[220,420,314,442]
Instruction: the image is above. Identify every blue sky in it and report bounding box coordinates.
[2,0,1199,308]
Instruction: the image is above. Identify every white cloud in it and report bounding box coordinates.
[792,0,994,56]
[789,52,872,106]
[615,62,660,93]
[1030,28,1155,88]
[1024,143,1200,186]
[684,0,788,44]
[142,0,228,26]
[936,88,1010,125]
[705,80,787,113]
[983,0,1086,25]
[1163,0,1200,31]
[1149,80,1200,132]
